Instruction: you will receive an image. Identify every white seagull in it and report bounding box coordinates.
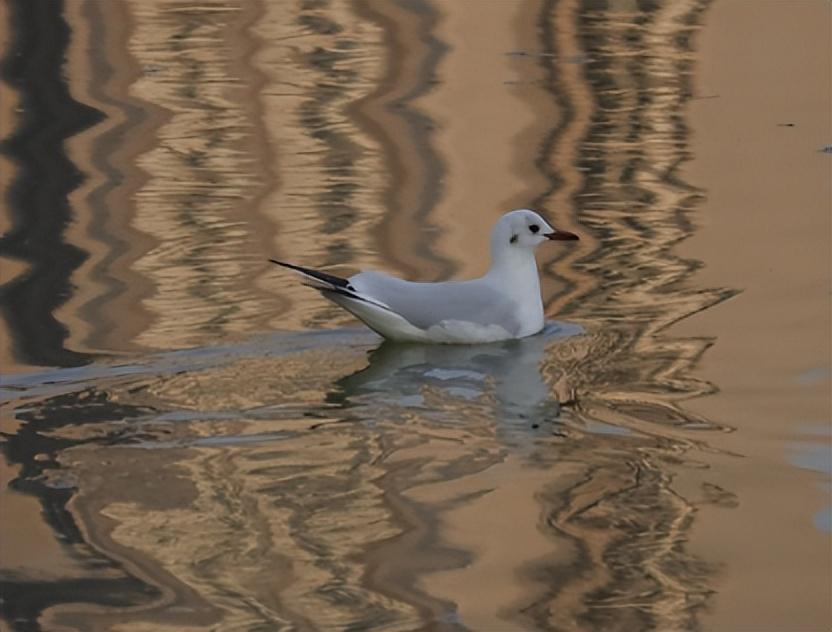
[270,209,579,344]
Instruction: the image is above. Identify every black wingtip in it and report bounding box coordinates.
[268,259,313,275]
[268,258,353,290]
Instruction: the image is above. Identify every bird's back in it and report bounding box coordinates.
[350,271,525,335]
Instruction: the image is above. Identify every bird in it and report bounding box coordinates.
[269,209,579,344]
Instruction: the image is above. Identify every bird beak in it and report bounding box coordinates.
[545,228,580,241]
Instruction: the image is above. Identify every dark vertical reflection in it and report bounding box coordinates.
[519,0,737,629]
[0,389,165,628]
[351,0,453,281]
[0,0,102,367]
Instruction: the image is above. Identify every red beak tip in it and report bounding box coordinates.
[546,230,580,241]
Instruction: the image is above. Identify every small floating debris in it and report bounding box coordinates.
[503,79,543,86]
[777,122,796,127]
[507,50,557,58]
[506,51,589,63]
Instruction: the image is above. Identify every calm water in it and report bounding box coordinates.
[1,1,830,631]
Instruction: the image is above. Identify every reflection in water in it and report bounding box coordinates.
[124,0,280,350]
[526,3,735,628]
[336,323,581,431]
[1,323,725,630]
[0,0,101,367]
[0,0,753,630]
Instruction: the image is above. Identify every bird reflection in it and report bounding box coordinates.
[330,322,582,430]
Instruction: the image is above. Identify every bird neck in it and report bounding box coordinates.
[486,247,540,291]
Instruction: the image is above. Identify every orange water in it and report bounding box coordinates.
[1,1,829,630]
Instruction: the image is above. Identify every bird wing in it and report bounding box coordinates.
[350,271,522,334]
[269,261,523,339]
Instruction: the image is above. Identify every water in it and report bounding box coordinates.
[1,0,830,630]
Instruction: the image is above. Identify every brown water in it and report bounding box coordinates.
[1,1,830,630]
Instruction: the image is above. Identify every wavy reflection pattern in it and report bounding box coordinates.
[528,0,734,629]
[250,0,411,330]
[57,0,162,358]
[0,0,102,368]
[44,0,445,356]
[0,0,739,631]
[0,0,486,366]
[124,0,279,350]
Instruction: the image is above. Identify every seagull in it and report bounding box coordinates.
[270,209,579,344]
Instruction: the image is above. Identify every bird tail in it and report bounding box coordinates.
[268,258,425,340]
[268,259,353,291]
[268,259,392,311]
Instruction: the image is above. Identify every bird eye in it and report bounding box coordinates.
[529,224,540,234]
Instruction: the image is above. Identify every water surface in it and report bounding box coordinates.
[1,0,829,630]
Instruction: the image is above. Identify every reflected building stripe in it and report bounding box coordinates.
[524,0,735,629]
[416,0,552,280]
[0,0,102,368]
[349,0,451,282]
[252,0,419,330]
[0,0,26,373]
[534,0,599,313]
[124,0,278,350]
[59,0,161,359]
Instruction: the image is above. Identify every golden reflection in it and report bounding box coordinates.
[59,0,158,358]
[421,0,558,281]
[523,1,734,628]
[125,0,277,350]
[350,0,451,282]
[251,0,391,330]
[6,0,822,630]
[9,320,726,629]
